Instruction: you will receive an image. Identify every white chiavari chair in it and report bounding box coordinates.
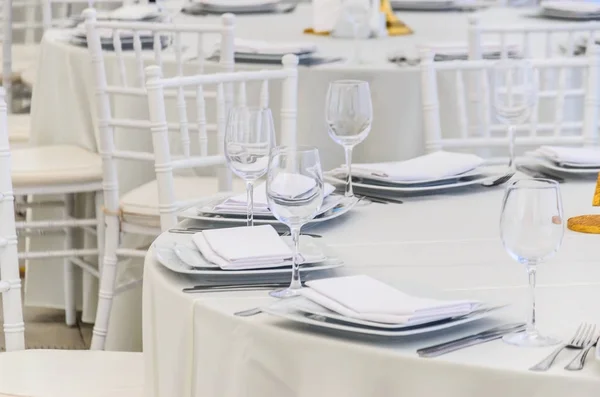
[84,8,240,350]
[420,46,600,158]
[2,7,106,331]
[0,88,143,396]
[144,54,299,230]
[468,15,600,61]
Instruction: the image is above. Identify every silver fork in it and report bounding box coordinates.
[565,328,598,371]
[529,323,592,371]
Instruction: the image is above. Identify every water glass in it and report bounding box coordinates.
[343,0,372,63]
[266,146,324,298]
[500,178,564,347]
[325,80,373,197]
[224,107,275,226]
[493,60,537,171]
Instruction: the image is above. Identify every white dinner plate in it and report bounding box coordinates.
[329,167,484,186]
[179,195,357,226]
[286,297,505,330]
[198,193,344,218]
[262,298,503,337]
[324,167,503,194]
[527,156,600,175]
[391,0,456,10]
[152,232,344,275]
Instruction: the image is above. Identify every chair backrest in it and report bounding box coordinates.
[0,88,25,352]
[84,7,235,231]
[468,15,600,60]
[145,55,299,230]
[420,46,600,155]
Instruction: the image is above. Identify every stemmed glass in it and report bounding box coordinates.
[266,146,325,298]
[500,179,564,347]
[343,0,372,64]
[325,80,373,197]
[224,107,275,226]
[493,60,537,172]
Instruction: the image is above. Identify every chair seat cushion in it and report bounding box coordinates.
[120,176,246,226]
[7,114,30,144]
[11,145,102,186]
[0,350,143,397]
[0,44,39,79]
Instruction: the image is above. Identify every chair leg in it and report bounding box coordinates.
[90,211,119,350]
[63,194,76,327]
[95,192,105,275]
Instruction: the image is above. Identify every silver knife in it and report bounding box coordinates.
[417,323,526,358]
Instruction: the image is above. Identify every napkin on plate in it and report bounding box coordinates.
[541,0,600,14]
[213,39,317,56]
[301,275,479,324]
[214,178,335,213]
[192,225,293,270]
[108,4,164,20]
[535,146,600,166]
[348,151,484,183]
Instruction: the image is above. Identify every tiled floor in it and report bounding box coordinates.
[0,291,92,351]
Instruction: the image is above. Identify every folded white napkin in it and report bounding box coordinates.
[542,1,600,13]
[108,4,163,20]
[302,275,478,324]
[201,0,279,7]
[213,39,317,56]
[313,0,342,33]
[349,151,484,183]
[536,146,600,165]
[215,178,335,213]
[192,225,293,270]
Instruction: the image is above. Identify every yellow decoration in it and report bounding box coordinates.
[304,0,412,37]
[566,173,600,234]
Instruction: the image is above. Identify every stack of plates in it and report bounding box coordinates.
[69,5,169,50]
[391,0,457,11]
[539,1,600,20]
[526,146,600,176]
[210,38,321,64]
[179,191,357,227]
[184,0,281,14]
[153,230,344,278]
[325,152,508,197]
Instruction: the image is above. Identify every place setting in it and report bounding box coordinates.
[535,0,600,20]
[207,38,344,66]
[183,0,299,15]
[322,66,537,200]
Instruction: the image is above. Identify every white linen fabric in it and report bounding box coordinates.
[350,151,484,182]
[312,0,341,32]
[192,225,292,269]
[536,146,600,165]
[28,5,593,350]
[301,275,478,324]
[143,177,600,397]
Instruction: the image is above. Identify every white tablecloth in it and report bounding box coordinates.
[27,5,591,350]
[143,177,600,397]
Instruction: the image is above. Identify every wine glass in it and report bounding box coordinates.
[266,146,324,298]
[500,178,564,347]
[224,107,275,226]
[325,80,373,197]
[343,0,372,64]
[493,60,537,172]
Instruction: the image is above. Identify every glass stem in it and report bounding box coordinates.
[344,145,354,197]
[352,23,361,64]
[526,263,537,334]
[289,226,303,290]
[246,180,254,227]
[508,124,516,172]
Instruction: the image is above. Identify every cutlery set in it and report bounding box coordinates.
[530,323,598,371]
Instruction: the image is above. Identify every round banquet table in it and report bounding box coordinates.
[143,176,600,397]
[26,4,591,350]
